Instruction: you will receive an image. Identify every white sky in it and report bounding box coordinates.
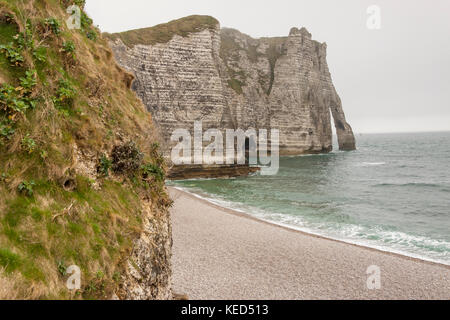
[85,0,450,134]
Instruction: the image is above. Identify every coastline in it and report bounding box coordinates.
[170,186,450,268]
[169,187,450,299]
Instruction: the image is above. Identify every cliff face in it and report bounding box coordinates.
[108,16,356,156]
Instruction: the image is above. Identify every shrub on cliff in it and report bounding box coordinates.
[111,141,143,175]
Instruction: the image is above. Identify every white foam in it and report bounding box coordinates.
[172,186,450,266]
[359,162,387,167]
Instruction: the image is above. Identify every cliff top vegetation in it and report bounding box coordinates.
[105,15,219,48]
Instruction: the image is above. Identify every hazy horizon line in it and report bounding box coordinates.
[349,130,450,135]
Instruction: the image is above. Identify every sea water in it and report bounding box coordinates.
[170,132,450,265]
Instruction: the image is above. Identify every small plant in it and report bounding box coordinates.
[98,154,112,177]
[0,172,10,183]
[79,10,97,41]
[74,0,87,7]
[111,141,143,175]
[33,46,47,63]
[19,69,37,93]
[18,180,35,197]
[141,163,165,182]
[112,271,121,283]
[0,248,21,273]
[80,11,93,29]
[56,79,76,99]
[62,41,75,54]
[14,21,33,50]
[151,142,160,150]
[0,89,24,114]
[83,278,105,297]
[39,150,48,161]
[0,119,15,141]
[53,78,77,111]
[61,41,76,65]
[86,30,97,41]
[149,142,165,166]
[95,270,104,279]
[57,260,67,276]
[3,13,14,24]
[0,43,25,66]
[0,22,33,67]
[44,18,61,36]
[0,83,37,117]
[21,134,36,154]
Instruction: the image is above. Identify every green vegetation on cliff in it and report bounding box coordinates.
[227,78,243,95]
[220,29,286,95]
[0,0,170,299]
[105,15,219,48]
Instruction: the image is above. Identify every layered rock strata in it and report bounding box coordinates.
[108,16,356,161]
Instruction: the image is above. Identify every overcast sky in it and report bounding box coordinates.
[85,0,450,133]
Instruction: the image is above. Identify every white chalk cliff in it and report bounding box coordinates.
[107,16,356,156]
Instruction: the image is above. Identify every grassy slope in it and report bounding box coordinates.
[0,0,170,299]
[105,15,219,48]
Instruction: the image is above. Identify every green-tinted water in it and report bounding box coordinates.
[170,132,450,264]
